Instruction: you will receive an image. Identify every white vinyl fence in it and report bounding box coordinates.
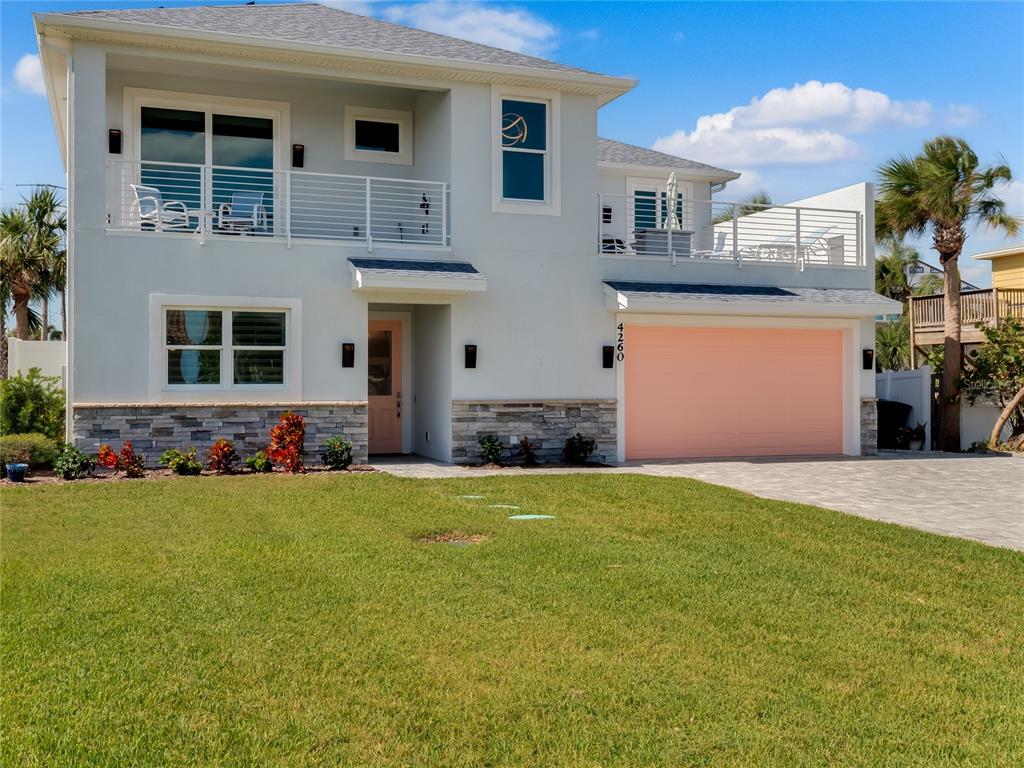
[876,365,1011,450]
[7,339,67,386]
[876,365,933,448]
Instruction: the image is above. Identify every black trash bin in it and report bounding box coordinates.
[877,399,912,449]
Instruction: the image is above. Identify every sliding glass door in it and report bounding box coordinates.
[137,104,277,234]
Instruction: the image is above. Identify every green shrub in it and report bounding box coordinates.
[54,443,96,480]
[478,435,503,465]
[160,448,203,476]
[244,450,273,473]
[321,437,354,470]
[0,368,65,439]
[0,433,60,468]
[563,433,596,465]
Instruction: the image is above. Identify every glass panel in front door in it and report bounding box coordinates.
[368,330,392,397]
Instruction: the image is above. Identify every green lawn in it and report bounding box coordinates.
[3,474,1022,767]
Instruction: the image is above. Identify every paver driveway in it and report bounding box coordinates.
[373,453,1023,551]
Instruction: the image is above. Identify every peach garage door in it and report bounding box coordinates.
[624,326,844,459]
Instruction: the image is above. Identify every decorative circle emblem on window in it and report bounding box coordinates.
[501,113,528,145]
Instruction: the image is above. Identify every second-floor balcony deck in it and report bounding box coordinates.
[909,288,1024,346]
[108,160,449,251]
[598,194,864,269]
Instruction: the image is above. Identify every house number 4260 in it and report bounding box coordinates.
[616,323,625,361]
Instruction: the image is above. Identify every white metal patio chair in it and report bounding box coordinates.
[217,190,268,233]
[130,184,190,232]
[755,226,833,262]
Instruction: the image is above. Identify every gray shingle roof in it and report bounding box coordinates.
[349,258,480,277]
[604,281,899,308]
[57,3,593,75]
[597,138,738,178]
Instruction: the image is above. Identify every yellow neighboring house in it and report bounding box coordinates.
[974,244,1024,289]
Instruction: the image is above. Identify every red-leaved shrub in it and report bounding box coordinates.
[97,441,146,477]
[96,443,118,469]
[267,411,305,473]
[206,438,239,474]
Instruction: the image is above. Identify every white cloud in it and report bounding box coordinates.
[577,28,600,42]
[14,54,46,96]
[652,80,933,168]
[946,103,981,127]
[726,81,930,132]
[719,169,765,199]
[654,124,857,167]
[382,2,557,56]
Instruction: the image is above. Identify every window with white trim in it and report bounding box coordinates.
[165,308,287,387]
[344,106,413,165]
[500,98,548,202]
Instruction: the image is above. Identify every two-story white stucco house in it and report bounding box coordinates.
[35,3,900,465]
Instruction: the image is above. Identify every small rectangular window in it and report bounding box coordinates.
[232,311,286,386]
[354,120,401,153]
[345,106,412,165]
[165,309,222,386]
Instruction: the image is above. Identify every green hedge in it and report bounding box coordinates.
[0,433,60,468]
[1,368,65,439]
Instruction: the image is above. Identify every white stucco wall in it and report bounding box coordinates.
[413,304,452,460]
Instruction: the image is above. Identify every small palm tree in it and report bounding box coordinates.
[876,136,1020,451]
[875,318,911,372]
[712,192,773,224]
[25,187,67,341]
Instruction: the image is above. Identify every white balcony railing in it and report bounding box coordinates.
[107,160,449,249]
[599,195,863,268]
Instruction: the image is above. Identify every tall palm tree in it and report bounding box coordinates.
[24,187,67,341]
[876,136,1020,451]
[0,206,42,343]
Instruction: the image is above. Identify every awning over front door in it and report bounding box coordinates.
[349,258,487,293]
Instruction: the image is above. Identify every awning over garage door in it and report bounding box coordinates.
[605,281,901,317]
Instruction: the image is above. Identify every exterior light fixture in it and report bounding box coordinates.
[292,144,305,168]
[862,349,874,370]
[602,346,614,368]
[341,342,355,368]
[464,344,477,369]
[108,129,122,154]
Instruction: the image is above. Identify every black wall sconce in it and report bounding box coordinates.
[602,345,614,368]
[292,144,305,168]
[464,344,477,369]
[862,348,874,371]
[341,342,355,368]
[108,129,122,154]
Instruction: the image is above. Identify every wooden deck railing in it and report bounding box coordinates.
[909,287,1024,345]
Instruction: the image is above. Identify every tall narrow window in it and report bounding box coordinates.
[140,107,205,216]
[501,99,547,202]
[166,309,222,385]
[232,311,286,385]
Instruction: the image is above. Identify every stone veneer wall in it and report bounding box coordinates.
[73,403,368,465]
[860,397,878,456]
[452,400,617,465]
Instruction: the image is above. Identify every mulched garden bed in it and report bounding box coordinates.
[0,464,376,486]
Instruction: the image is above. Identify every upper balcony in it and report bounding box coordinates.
[909,288,1024,346]
[107,159,448,251]
[598,194,864,270]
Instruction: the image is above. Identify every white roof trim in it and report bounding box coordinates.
[598,161,740,183]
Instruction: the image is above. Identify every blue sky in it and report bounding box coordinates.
[3,0,1023,287]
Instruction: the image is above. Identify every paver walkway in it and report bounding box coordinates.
[371,453,1024,551]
